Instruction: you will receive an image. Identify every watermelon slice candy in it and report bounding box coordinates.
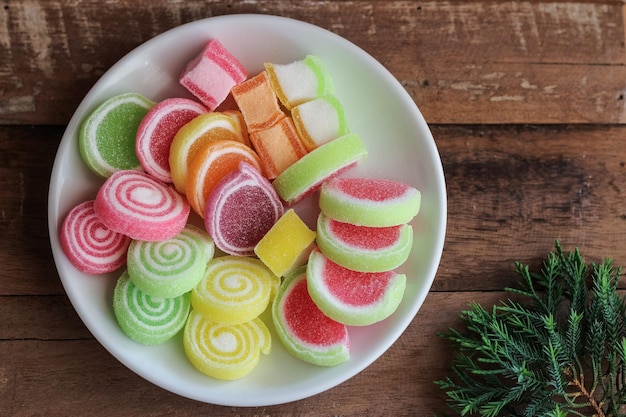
[319,177,421,227]
[272,266,350,367]
[315,212,413,273]
[306,248,407,326]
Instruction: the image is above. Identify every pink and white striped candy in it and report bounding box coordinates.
[179,39,248,111]
[94,170,190,241]
[204,161,284,256]
[60,200,131,274]
[135,98,207,183]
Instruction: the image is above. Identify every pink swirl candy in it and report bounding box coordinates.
[60,200,131,274]
[94,170,190,241]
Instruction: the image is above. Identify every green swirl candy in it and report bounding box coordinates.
[113,270,190,345]
[127,224,214,298]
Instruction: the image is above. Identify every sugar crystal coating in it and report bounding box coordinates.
[272,266,349,366]
[60,200,131,274]
[185,140,262,218]
[136,98,207,183]
[79,92,154,178]
[169,111,250,194]
[113,270,191,345]
[316,213,413,272]
[306,249,406,326]
[179,39,247,110]
[205,162,283,256]
[183,310,271,380]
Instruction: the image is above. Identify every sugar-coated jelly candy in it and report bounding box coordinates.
[205,162,283,256]
[185,140,262,218]
[183,310,271,380]
[179,39,247,111]
[249,116,307,179]
[113,270,190,345]
[264,55,334,110]
[272,266,349,366]
[231,71,285,133]
[169,111,250,194]
[306,249,406,326]
[126,224,215,298]
[94,170,190,241]
[79,92,154,178]
[191,256,275,325]
[135,98,207,183]
[319,177,421,227]
[291,95,349,151]
[254,209,316,278]
[272,133,367,205]
[60,200,131,274]
[315,213,413,273]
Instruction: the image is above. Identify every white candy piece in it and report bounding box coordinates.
[264,55,334,110]
[292,95,349,151]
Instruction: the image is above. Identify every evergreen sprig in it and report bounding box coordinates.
[435,241,626,416]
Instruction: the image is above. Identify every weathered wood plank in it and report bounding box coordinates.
[0,291,492,416]
[0,0,624,125]
[0,295,90,340]
[3,291,626,414]
[0,126,62,296]
[4,124,626,295]
[437,123,626,291]
[409,63,626,124]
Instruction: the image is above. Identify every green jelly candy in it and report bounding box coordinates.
[79,92,154,177]
[113,270,190,345]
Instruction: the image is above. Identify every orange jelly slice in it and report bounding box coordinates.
[186,140,262,218]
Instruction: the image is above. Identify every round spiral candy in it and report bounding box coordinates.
[127,224,215,298]
[113,270,191,345]
[60,200,131,274]
[183,310,271,380]
[191,256,274,325]
[94,170,190,241]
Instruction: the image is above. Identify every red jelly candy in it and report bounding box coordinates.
[204,162,284,256]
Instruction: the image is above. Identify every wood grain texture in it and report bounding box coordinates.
[0,0,624,125]
[437,123,626,291]
[0,291,492,416]
[0,126,61,296]
[3,124,625,295]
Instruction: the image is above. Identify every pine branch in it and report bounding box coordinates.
[436,241,626,416]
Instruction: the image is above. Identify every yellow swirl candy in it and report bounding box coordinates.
[183,310,271,380]
[191,256,275,325]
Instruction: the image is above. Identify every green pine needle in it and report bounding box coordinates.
[435,241,626,416]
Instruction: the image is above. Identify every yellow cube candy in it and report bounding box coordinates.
[254,209,316,277]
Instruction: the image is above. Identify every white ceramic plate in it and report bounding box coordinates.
[48,14,447,406]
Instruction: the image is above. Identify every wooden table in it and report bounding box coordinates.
[2,1,625,415]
